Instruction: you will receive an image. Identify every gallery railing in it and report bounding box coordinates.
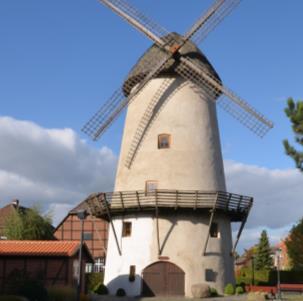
[84,189,253,222]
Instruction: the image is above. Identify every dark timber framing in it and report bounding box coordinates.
[103,194,122,256]
[203,193,218,256]
[231,200,253,255]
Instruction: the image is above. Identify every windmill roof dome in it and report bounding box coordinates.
[123,32,221,96]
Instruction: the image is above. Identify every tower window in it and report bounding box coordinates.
[210,222,219,238]
[158,134,171,149]
[122,222,132,237]
[145,180,157,195]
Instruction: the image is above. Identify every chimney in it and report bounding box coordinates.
[11,199,19,208]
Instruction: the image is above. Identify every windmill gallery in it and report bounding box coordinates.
[82,0,273,297]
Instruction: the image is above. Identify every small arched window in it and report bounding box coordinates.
[158,134,171,149]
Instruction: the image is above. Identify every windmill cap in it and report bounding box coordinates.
[123,32,221,96]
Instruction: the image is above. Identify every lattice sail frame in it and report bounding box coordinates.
[83,0,273,148]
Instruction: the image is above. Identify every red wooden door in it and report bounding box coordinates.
[142,261,185,296]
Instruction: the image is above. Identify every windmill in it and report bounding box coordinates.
[82,0,273,297]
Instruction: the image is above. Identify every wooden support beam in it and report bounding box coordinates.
[136,191,141,210]
[119,192,125,211]
[226,193,232,211]
[231,200,253,255]
[85,204,107,256]
[103,194,122,256]
[203,193,218,256]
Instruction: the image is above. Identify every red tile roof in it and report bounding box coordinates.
[0,240,81,257]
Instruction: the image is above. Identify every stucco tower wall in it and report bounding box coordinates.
[114,76,226,192]
[104,212,235,296]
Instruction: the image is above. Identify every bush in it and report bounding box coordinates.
[93,283,108,295]
[86,272,104,292]
[236,267,271,286]
[116,288,126,297]
[224,283,235,295]
[236,286,244,295]
[47,286,76,301]
[210,287,218,297]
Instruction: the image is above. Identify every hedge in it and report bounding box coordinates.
[236,267,303,286]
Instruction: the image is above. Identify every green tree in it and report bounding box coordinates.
[285,218,303,270]
[4,205,54,240]
[283,98,303,172]
[255,230,273,270]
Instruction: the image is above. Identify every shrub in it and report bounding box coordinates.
[93,283,108,295]
[86,272,104,292]
[236,286,244,295]
[224,283,235,295]
[47,286,76,301]
[210,287,218,297]
[116,288,126,297]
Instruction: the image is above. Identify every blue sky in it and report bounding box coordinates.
[1,1,303,250]
[1,0,302,167]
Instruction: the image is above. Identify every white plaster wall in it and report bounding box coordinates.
[150,212,234,295]
[104,215,154,296]
[115,76,226,192]
[104,212,234,297]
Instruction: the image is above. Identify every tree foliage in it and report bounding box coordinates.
[4,206,53,240]
[286,218,303,270]
[283,98,303,171]
[255,230,273,270]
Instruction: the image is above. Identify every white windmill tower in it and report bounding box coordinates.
[83,0,273,297]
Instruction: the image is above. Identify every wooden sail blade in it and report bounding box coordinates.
[175,57,273,137]
[183,0,241,45]
[82,51,171,140]
[98,0,169,47]
[82,88,126,140]
[125,78,176,168]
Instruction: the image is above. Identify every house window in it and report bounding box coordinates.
[145,180,157,195]
[210,222,219,238]
[83,232,93,241]
[129,265,136,282]
[85,263,93,273]
[122,222,132,237]
[94,257,105,273]
[158,134,171,149]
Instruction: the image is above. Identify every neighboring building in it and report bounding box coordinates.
[54,196,109,273]
[234,246,256,273]
[273,240,290,271]
[0,199,28,239]
[0,240,94,292]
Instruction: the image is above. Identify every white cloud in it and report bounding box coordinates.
[225,160,303,229]
[0,116,117,224]
[0,116,302,247]
[225,160,303,252]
